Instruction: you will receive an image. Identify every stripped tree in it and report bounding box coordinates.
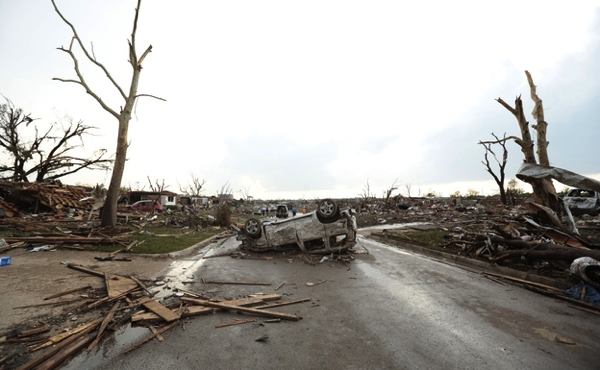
[496,71,560,214]
[52,0,164,227]
[478,132,509,205]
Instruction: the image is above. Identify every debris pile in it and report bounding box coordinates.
[0,263,308,369]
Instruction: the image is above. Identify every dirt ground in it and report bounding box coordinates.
[0,248,173,335]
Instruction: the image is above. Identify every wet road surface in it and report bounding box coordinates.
[64,234,600,370]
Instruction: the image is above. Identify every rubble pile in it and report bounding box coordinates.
[0,262,308,369]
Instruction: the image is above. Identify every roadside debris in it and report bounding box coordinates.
[0,263,310,369]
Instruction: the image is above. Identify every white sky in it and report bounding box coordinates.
[1,1,600,200]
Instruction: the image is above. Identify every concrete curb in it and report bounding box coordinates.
[366,234,574,290]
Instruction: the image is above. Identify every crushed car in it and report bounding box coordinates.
[233,199,357,254]
[563,188,600,216]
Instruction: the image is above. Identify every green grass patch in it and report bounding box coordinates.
[95,227,224,255]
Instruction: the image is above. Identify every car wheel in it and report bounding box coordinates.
[244,218,262,238]
[317,199,339,222]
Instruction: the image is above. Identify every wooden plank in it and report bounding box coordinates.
[29,318,102,353]
[105,274,139,299]
[35,333,95,370]
[44,285,92,300]
[183,298,301,321]
[139,298,180,322]
[15,330,95,370]
[180,294,282,308]
[131,306,211,322]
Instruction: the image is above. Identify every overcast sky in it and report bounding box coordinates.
[1,1,599,200]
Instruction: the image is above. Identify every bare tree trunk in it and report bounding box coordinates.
[496,71,560,214]
[102,116,131,226]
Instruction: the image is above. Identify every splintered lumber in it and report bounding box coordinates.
[139,297,180,322]
[44,285,92,300]
[131,306,212,322]
[215,318,258,328]
[87,301,121,351]
[257,298,311,309]
[275,282,286,291]
[30,318,102,353]
[121,321,179,355]
[15,331,95,370]
[203,280,272,286]
[183,298,301,321]
[35,333,95,370]
[180,294,282,308]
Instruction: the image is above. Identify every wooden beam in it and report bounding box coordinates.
[183,298,301,321]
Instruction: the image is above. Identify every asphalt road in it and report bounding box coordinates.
[64,235,600,370]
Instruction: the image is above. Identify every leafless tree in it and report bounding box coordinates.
[146,176,167,215]
[479,132,509,204]
[239,186,252,201]
[0,97,112,182]
[216,181,233,200]
[52,0,164,227]
[496,71,560,214]
[384,178,399,204]
[405,183,412,198]
[178,173,206,197]
[360,179,372,200]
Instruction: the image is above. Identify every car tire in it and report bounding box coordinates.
[317,199,339,223]
[244,218,262,239]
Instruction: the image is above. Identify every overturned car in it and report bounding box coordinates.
[563,188,600,216]
[234,199,357,254]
